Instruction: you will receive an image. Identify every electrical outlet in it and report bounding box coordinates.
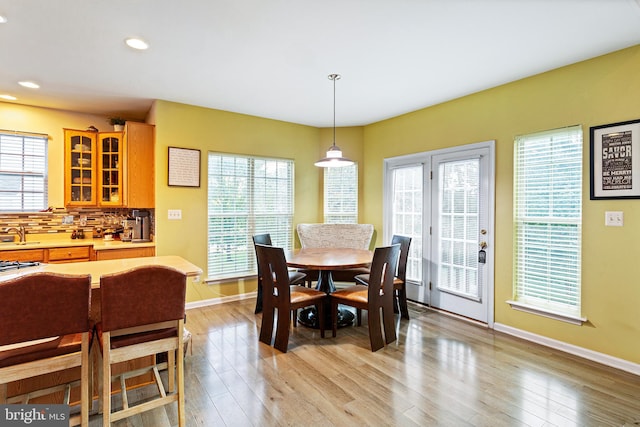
[605,211,623,226]
[168,209,182,220]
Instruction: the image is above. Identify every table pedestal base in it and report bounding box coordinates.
[298,305,354,329]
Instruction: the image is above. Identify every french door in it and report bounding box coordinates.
[385,141,495,324]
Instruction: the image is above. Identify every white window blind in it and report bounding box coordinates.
[438,158,481,300]
[0,132,48,212]
[513,125,582,317]
[207,153,294,280]
[391,165,423,283]
[324,163,358,223]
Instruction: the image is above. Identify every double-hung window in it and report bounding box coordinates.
[324,163,358,223]
[207,153,294,280]
[0,132,48,212]
[512,125,584,324]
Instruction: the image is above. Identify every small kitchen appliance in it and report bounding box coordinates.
[131,209,151,242]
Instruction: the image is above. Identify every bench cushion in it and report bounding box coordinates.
[297,223,374,249]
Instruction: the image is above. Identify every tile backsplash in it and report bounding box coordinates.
[0,208,155,238]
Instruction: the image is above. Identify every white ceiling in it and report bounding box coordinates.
[1,0,640,128]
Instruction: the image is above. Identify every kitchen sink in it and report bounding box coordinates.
[0,241,40,245]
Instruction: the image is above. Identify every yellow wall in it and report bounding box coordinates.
[0,104,114,207]
[363,44,640,363]
[151,101,363,270]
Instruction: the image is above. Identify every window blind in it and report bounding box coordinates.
[0,132,48,211]
[513,125,582,315]
[324,163,358,224]
[207,153,293,280]
[391,165,423,283]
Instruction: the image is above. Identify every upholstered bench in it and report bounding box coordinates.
[296,223,374,284]
[296,223,374,250]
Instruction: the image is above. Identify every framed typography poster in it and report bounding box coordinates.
[590,119,640,200]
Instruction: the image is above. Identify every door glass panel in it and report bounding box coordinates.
[391,165,423,283]
[437,159,481,300]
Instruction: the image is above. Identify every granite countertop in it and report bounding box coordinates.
[0,238,155,251]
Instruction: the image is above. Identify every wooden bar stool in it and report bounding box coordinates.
[0,272,92,427]
[97,265,187,426]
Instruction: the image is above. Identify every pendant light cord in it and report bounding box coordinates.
[333,74,336,147]
[329,73,341,148]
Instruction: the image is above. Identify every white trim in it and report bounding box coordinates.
[494,323,640,377]
[506,300,587,325]
[383,140,496,327]
[185,292,254,310]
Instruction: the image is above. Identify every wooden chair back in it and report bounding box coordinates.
[391,235,411,284]
[391,234,412,319]
[366,244,401,309]
[98,265,187,426]
[255,244,323,352]
[0,272,91,426]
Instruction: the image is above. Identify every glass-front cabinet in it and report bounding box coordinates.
[64,129,124,207]
[98,132,124,207]
[64,129,97,206]
[64,123,154,208]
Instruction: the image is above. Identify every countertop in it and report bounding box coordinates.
[0,238,155,251]
[0,255,202,286]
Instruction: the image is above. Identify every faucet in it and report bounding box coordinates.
[5,226,26,243]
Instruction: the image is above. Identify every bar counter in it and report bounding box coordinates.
[0,255,202,286]
[0,255,202,406]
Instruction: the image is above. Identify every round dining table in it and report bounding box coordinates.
[286,247,372,328]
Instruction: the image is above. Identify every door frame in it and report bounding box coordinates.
[383,140,495,327]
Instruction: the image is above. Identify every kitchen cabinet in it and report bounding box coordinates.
[93,245,155,261]
[98,132,124,207]
[64,129,98,206]
[123,122,155,208]
[0,246,91,263]
[46,246,92,263]
[64,123,154,208]
[0,249,45,262]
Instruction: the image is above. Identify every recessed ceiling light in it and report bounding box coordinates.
[0,94,17,101]
[125,38,149,50]
[0,15,7,24]
[19,81,40,89]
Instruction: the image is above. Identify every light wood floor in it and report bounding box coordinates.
[89,298,640,426]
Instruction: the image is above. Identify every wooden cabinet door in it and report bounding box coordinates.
[0,249,45,262]
[124,122,155,208]
[64,129,97,206]
[97,132,124,207]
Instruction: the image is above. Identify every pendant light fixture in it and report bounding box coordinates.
[314,73,354,167]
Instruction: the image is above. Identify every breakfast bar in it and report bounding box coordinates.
[0,255,202,409]
[0,255,202,286]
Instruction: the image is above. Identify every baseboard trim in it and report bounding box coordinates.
[186,292,254,310]
[494,323,640,377]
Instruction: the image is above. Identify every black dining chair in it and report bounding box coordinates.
[253,233,306,314]
[355,235,412,319]
[330,244,400,352]
[256,244,326,353]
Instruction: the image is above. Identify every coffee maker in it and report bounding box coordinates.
[131,209,151,242]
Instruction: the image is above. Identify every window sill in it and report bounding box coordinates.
[506,300,587,325]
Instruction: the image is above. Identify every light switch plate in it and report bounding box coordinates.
[605,211,623,226]
[168,209,182,220]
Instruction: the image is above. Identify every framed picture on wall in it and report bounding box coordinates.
[168,146,201,187]
[590,119,640,200]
